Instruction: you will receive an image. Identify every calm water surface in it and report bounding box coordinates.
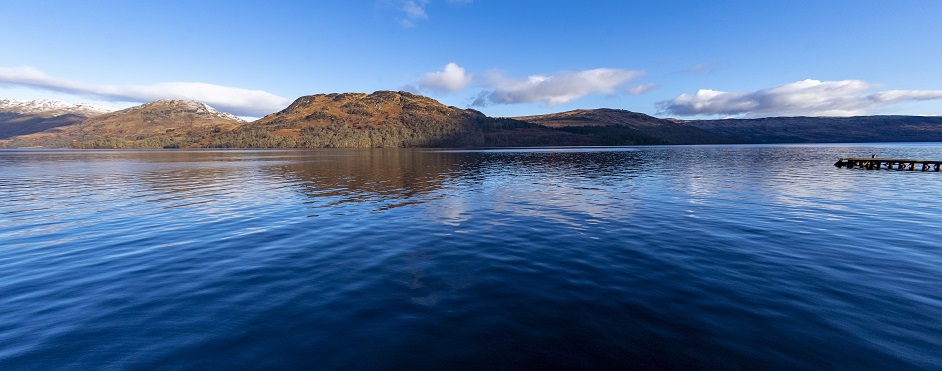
[1,144,941,369]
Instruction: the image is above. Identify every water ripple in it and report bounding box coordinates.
[1,146,941,368]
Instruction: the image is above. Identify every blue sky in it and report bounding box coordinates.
[2,0,941,119]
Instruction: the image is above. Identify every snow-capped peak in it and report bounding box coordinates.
[0,99,118,117]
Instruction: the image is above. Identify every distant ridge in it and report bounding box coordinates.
[683,115,942,143]
[513,108,738,145]
[0,99,118,141]
[3,94,942,148]
[0,99,117,117]
[515,108,667,128]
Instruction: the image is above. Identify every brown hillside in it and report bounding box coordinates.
[251,91,482,132]
[5,100,245,148]
[514,108,668,128]
[208,91,488,148]
[71,100,244,138]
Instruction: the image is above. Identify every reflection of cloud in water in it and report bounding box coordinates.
[434,195,474,226]
[481,177,630,228]
[417,150,647,228]
[648,145,910,221]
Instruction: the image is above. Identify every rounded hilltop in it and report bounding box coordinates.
[255,90,481,130]
[212,90,489,148]
[121,99,243,122]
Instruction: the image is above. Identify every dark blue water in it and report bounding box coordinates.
[1,145,941,369]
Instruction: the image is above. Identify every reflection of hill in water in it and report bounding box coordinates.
[266,148,652,217]
[269,149,469,211]
[466,148,647,181]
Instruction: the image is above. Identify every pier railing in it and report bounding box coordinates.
[834,158,942,171]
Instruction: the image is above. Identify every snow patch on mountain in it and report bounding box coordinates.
[119,99,244,122]
[0,99,118,117]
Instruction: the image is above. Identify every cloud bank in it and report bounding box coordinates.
[658,79,942,117]
[417,62,472,93]
[473,68,644,107]
[0,66,291,116]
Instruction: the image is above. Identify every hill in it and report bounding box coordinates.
[514,108,738,145]
[209,91,483,147]
[205,91,596,148]
[5,94,942,148]
[4,100,245,148]
[0,99,116,141]
[682,115,942,143]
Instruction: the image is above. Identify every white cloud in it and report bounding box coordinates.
[658,79,942,117]
[416,62,472,93]
[475,68,644,106]
[627,83,659,95]
[0,66,291,117]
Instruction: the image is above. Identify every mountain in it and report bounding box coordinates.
[682,115,942,143]
[208,91,676,148]
[516,109,942,144]
[0,99,117,141]
[514,108,738,145]
[2,100,245,148]
[515,108,667,128]
[228,90,484,147]
[0,99,116,117]
[5,94,942,148]
[206,91,594,148]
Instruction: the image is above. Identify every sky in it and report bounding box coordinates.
[2,0,942,119]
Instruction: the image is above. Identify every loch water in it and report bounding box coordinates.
[1,144,941,369]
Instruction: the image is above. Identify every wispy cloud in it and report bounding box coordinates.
[0,66,291,116]
[387,0,472,27]
[684,62,721,74]
[627,83,659,95]
[399,0,429,27]
[473,68,644,107]
[416,62,472,93]
[658,79,942,117]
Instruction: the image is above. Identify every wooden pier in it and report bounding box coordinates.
[834,157,942,171]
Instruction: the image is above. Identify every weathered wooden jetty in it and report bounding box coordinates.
[835,157,942,171]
